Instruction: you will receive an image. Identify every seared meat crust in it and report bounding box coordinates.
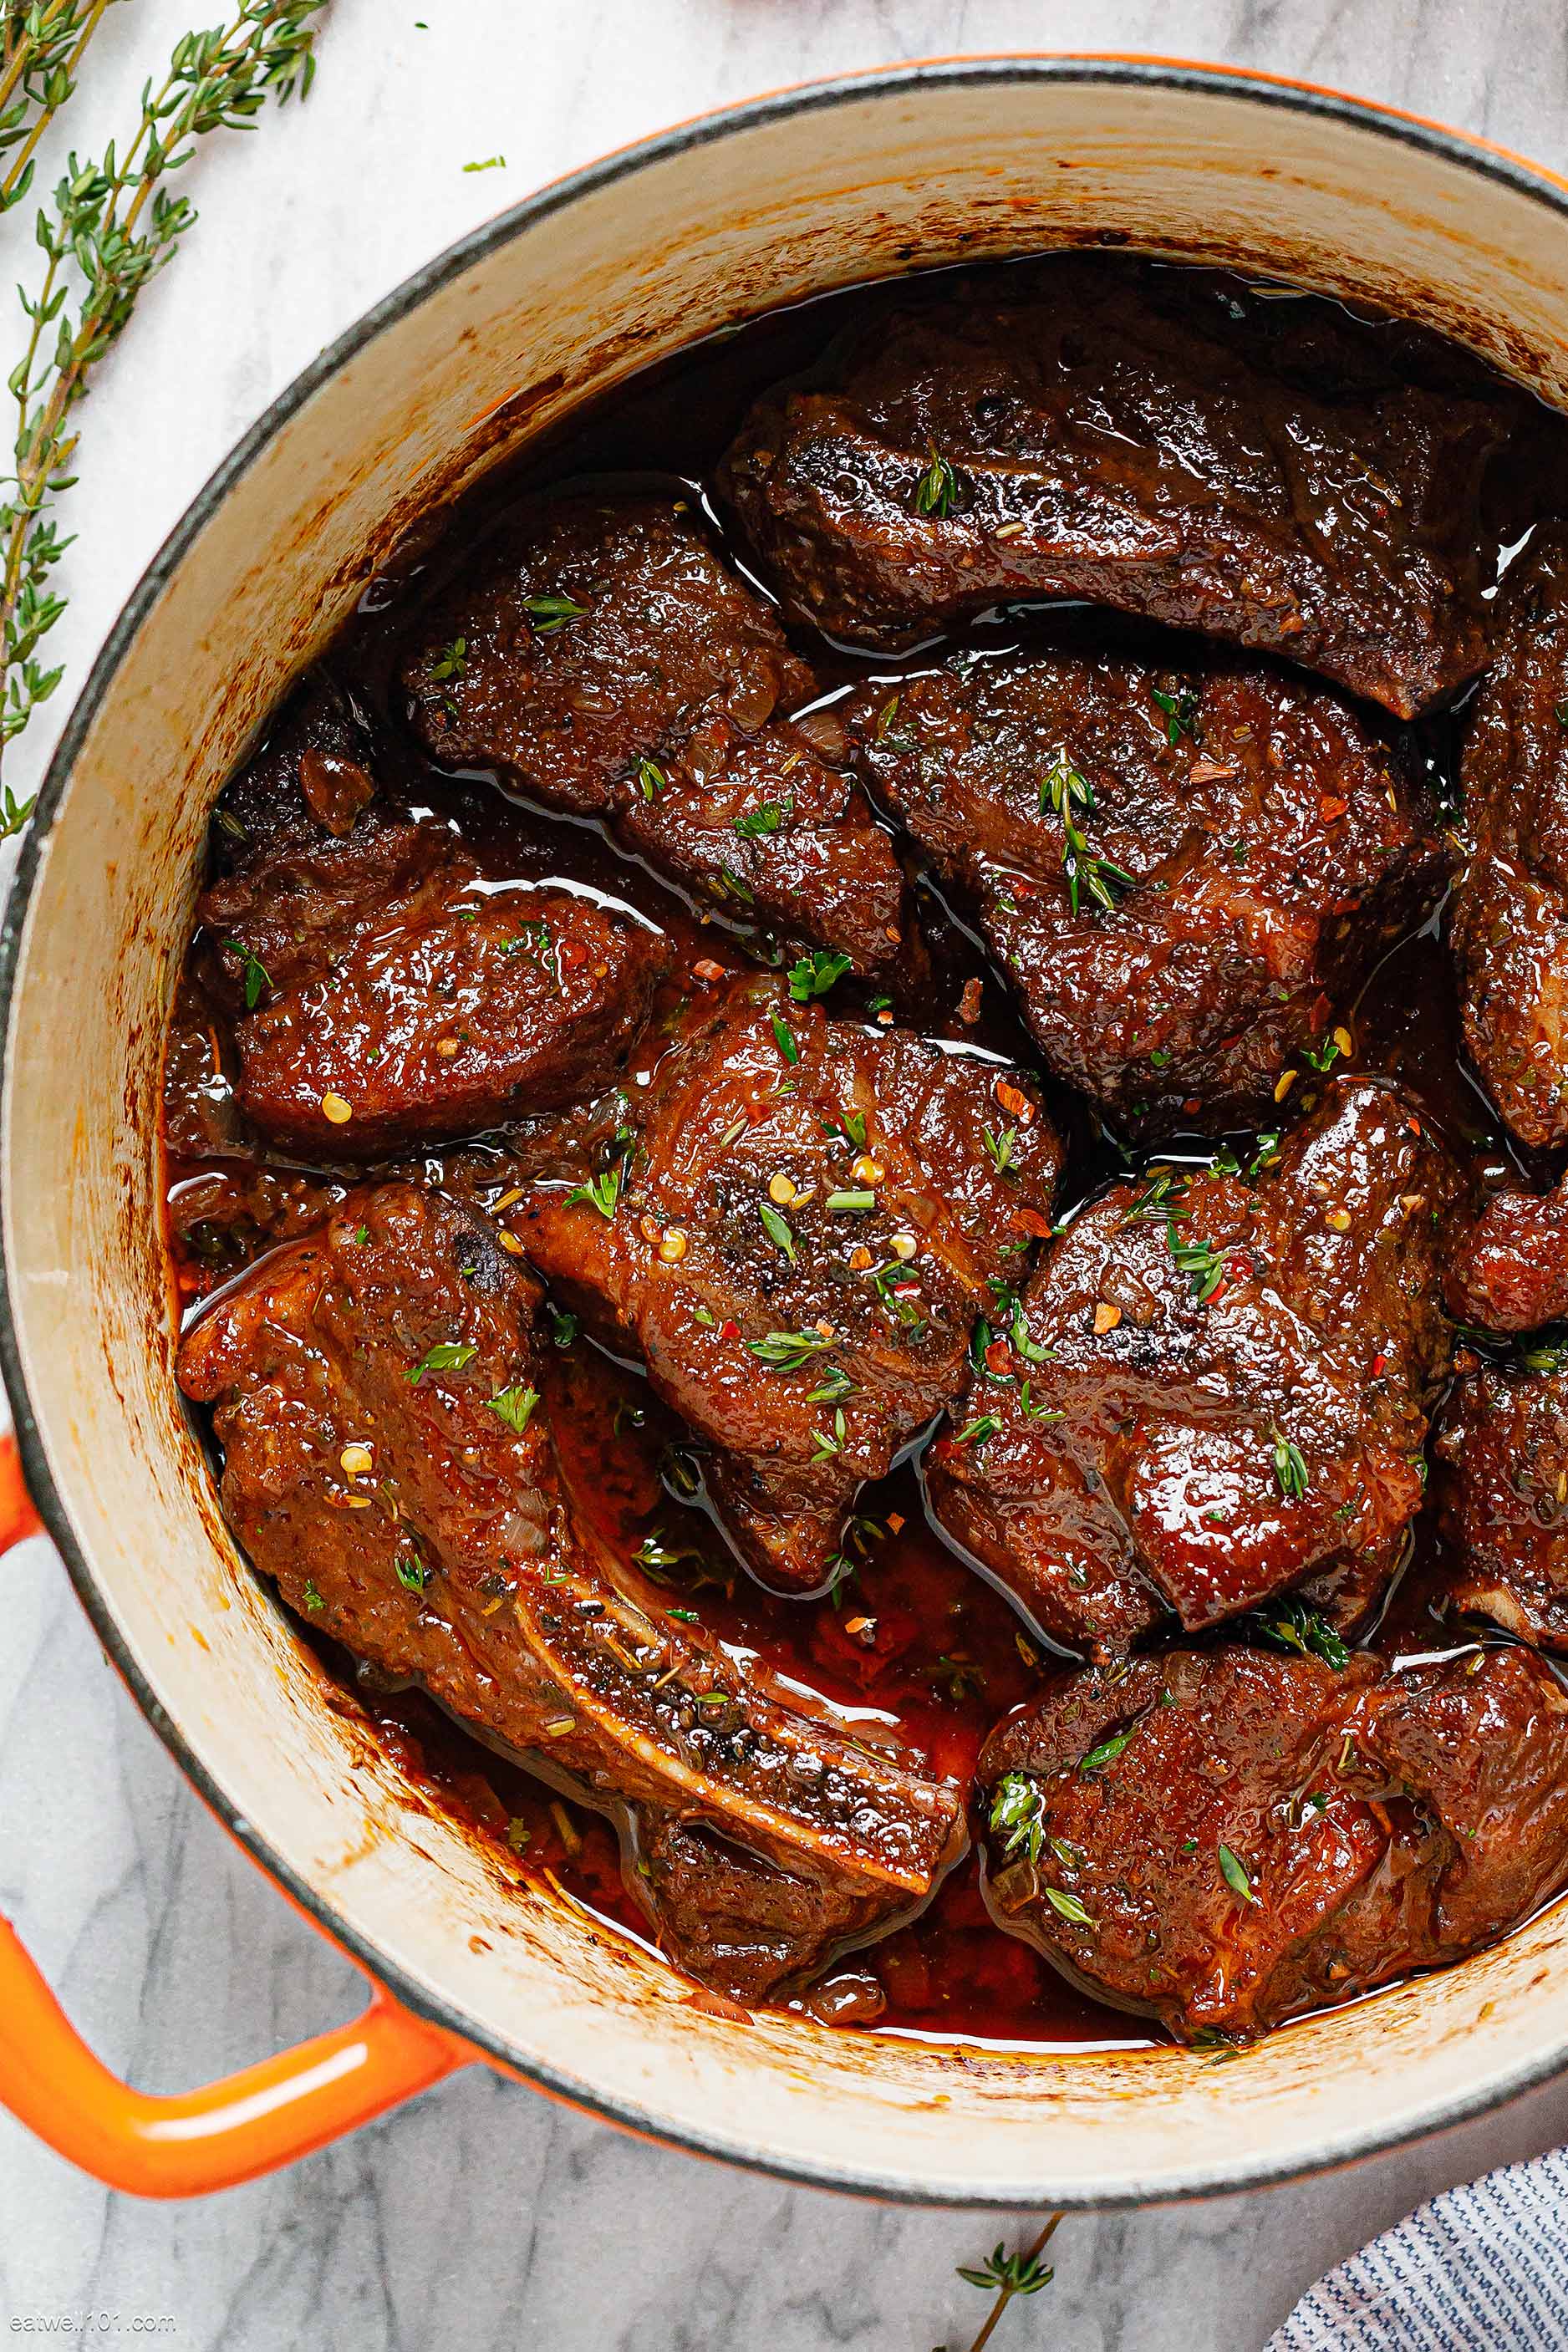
[1443,1176,1568,1331]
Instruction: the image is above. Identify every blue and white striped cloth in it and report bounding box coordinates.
[1269,2146,1568,2349]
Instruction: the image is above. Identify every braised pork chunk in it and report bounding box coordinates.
[1435,1347,1568,1649]
[400,492,914,977]
[720,257,1517,714]
[845,634,1447,1133]
[199,675,669,1157]
[509,975,1061,1593]
[1452,531,1568,1149]
[928,1081,1458,1653]
[980,1642,1568,2040]
[176,1183,965,2001]
[1444,1175,1568,1331]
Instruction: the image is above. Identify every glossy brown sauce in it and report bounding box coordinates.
[161,262,1563,2052]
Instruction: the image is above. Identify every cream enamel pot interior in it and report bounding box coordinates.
[7,56,1568,2207]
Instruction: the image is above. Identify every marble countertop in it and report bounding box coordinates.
[5,3,1568,2345]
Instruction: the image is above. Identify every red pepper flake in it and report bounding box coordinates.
[720,1318,741,1340]
[557,937,586,969]
[1318,795,1349,822]
[1371,1352,1388,1377]
[693,957,726,983]
[984,1339,1013,1378]
[1226,1253,1251,1281]
[1406,1114,1423,1136]
[1015,1208,1055,1240]
[994,1079,1036,1125]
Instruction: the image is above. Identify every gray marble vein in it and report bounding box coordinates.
[3,3,1568,2345]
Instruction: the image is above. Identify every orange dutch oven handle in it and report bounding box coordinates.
[0,1435,474,2196]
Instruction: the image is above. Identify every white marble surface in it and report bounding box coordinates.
[5,3,1568,2345]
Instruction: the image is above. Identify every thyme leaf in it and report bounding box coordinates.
[989,1769,1045,1862]
[1218,1840,1258,1905]
[1270,1428,1310,1500]
[522,591,588,631]
[758,1199,796,1260]
[914,438,958,517]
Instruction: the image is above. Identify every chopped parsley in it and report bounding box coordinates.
[485,1384,540,1436]
[1151,683,1203,746]
[787,948,852,1001]
[565,1164,624,1219]
[407,1341,476,1383]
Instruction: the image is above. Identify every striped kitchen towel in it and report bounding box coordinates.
[1269,2144,1568,2349]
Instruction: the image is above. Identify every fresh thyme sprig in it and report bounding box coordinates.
[1039,749,1136,916]
[0,0,119,215]
[950,2214,1065,2352]
[0,1,326,793]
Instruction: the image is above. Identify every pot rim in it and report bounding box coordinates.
[7,52,1568,2210]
